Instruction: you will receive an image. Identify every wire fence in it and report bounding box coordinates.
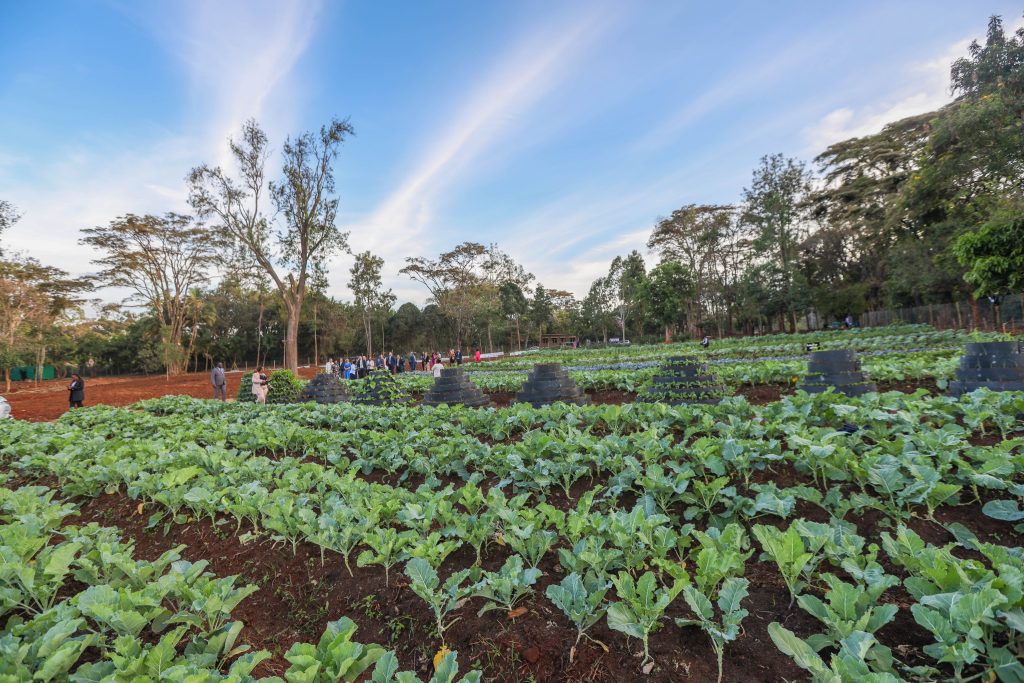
[860,293,1024,332]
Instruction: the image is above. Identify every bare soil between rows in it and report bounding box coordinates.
[64,488,810,682]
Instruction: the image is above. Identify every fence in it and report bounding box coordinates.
[859,294,1024,332]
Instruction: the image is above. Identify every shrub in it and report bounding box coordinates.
[350,370,411,406]
[236,369,306,404]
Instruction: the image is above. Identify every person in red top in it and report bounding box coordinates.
[474,348,481,362]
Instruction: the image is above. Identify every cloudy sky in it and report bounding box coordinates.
[1,1,1019,306]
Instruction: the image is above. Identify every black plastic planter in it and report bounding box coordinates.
[798,350,877,397]
[640,356,727,405]
[949,341,1024,396]
[300,373,350,404]
[514,363,590,407]
[422,368,491,407]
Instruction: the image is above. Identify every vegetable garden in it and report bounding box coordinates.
[1,325,1022,682]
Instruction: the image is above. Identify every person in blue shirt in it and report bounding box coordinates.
[409,351,417,372]
[342,357,353,379]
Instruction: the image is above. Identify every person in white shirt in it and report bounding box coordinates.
[432,360,444,378]
[325,358,335,375]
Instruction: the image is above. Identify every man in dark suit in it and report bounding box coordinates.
[68,374,85,409]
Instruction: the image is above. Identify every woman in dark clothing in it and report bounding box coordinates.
[68,373,85,409]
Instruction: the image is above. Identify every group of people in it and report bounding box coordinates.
[204,347,486,405]
[323,348,482,379]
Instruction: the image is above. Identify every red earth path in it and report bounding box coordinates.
[4,367,320,422]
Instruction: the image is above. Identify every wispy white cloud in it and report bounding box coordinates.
[500,106,802,298]
[175,0,322,160]
[336,5,616,303]
[802,43,960,151]
[803,16,1024,151]
[2,0,324,287]
[631,34,831,152]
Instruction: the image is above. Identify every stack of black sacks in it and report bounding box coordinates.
[300,373,350,404]
[422,368,491,407]
[641,356,726,405]
[798,349,877,396]
[948,341,1024,396]
[514,363,590,407]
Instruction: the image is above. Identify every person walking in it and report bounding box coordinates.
[432,357,444,378]
[251,366,269,404]
[68,373,85,409]
[211,362,227,401]
[474,348,481,363]
[455,349,463,366]
[408,351,417,372]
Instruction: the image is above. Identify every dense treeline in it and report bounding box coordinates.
[2,12,1022,377]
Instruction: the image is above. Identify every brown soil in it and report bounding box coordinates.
[730,379,940,405]
[6,367,320,422]
[62,488,809,683]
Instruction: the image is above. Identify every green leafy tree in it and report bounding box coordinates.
[640,261,696,342]
[499,282,529,350]
[349,251,394,356]
[0,259,90,390]
[954,203,1024,299]
[189,118,352,372]
[895,16,1024,311]
[528,285,554,344]
[648,204,736,336]
[741,154,812,332]
[80,213,218,375]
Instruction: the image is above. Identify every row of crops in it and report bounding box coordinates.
[396,350,962,395]
[473,326,1000,371]
[0,482,481,682]
[1,384,1022,681]
[233,326,1015,405]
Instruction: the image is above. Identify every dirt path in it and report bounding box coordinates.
[5,367,320,421]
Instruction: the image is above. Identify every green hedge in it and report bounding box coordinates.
[236,369,306,404]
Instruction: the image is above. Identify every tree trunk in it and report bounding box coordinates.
[515,318,521,350]
[788,310,798,334]
[664,324,672,343]
[4,367,9,394]
[969,296,980,330]
[184,320,198,376]
[362,310,373,356]
[487,322,493,353]
[285,305,300,372]
[36,345,46,386]
[313,302,319,367]
[256,297,265,367]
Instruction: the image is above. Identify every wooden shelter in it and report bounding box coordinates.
[539,334,577,349]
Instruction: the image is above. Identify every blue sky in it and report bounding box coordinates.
[1,0,1020,306]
